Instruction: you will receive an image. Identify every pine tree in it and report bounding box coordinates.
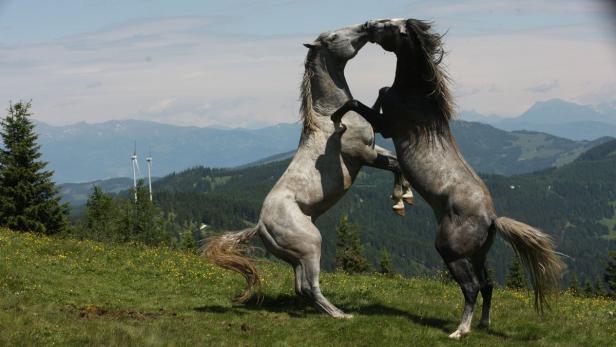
[569,272,580,295]
[0,101,67,234]
[82,186,120,242]
[379,249,395,276]
[121,180,168,245]
[179,221,198,252]
[582,278,594,297]
[505,257,526,290]
[595,275,608,297]
[335,215,370,274]
[605,251,616,295]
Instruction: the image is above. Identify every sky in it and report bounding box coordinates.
[1,0,615,128]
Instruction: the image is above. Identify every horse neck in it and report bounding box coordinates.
[391,51,454,145]
[391,50,417,90]
[309,53,351,115]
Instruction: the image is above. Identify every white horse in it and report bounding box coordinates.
[204,22,412,318]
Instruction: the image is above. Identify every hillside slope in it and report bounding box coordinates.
[0,229,613,346]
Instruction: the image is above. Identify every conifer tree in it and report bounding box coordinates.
[605,251,616,295]
[179,221,198,252]
[582,278,594,297]
[0,101,67,234]
[121,180,168,245]
[505,257,526,289]
[595,275,608,297]
[569,272,580,295]
[379,249,395,276]
[83,186,119,241]
[335,215,370,274]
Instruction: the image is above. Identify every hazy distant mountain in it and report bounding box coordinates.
[458,110,504,123]
[481,99,616,140]
[58,177,135,205]
[36,120,301,183]
[40,111,613,183]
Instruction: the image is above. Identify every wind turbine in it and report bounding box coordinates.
[146,148,153,202]
[131,142,141,202]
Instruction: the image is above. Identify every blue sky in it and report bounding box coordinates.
[1,0,615,127]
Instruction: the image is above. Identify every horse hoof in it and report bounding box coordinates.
[333,312,353,319]
[393,207,405,217]
[403,195,414,205]
[448,330,465,340]
[478,320,490,329]
[448,329,469,340]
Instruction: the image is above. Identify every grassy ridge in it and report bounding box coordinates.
[0,229,614,346]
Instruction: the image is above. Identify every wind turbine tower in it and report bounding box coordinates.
[131,142,140,202]
[146,149,153,202]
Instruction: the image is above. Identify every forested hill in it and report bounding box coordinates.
[152,139,616,286]
[239,121,612,176]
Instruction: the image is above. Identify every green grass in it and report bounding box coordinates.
[0,229,614,346]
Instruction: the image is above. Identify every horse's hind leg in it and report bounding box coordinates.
[300,252,352,318]
[474,259,493,328]
[259,204,350,318]
[441,256,480,339]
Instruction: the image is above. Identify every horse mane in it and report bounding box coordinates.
[300,47,319,135]
[404,20,455,133]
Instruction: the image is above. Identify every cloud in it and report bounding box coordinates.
[0,8,615,126]
[525,80,559,93]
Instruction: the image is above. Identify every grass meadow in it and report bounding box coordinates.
[0,228,614,346]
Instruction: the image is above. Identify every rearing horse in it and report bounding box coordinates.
[332,19,565,338]
[204,22,411,318]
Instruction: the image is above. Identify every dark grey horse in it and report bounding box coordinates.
[203,22,412,318]
[332,18,565,339]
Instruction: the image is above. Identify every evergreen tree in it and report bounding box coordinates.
[335,215,370,274]
[121,181,168,245]
[582,278,594,297]
[82,186,120,242]
[569,272,580,295]
[179,221,198,252]
[0,101,67,234]
[605,251,616,295]
[505,257,526,289]
[595,275,608,297]
[379,249,395,276]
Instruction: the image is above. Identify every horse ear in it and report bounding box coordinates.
[303,42,320,49]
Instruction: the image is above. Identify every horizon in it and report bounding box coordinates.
[1,0,616,127]
[31,97,614,130]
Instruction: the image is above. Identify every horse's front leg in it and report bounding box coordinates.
[331,99,389,135]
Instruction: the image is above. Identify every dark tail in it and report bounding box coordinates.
[494,217,565,313]
[201,227,262,304]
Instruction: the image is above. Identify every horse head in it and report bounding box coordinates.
[304,22,372,63]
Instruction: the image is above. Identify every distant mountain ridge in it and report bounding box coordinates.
[36,120,301,183]
[463,98,616,140]
[40,104,613,183]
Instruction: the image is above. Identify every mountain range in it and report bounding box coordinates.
[41,98,614,184]
[36,120,301,183]
[461,98,616,141]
